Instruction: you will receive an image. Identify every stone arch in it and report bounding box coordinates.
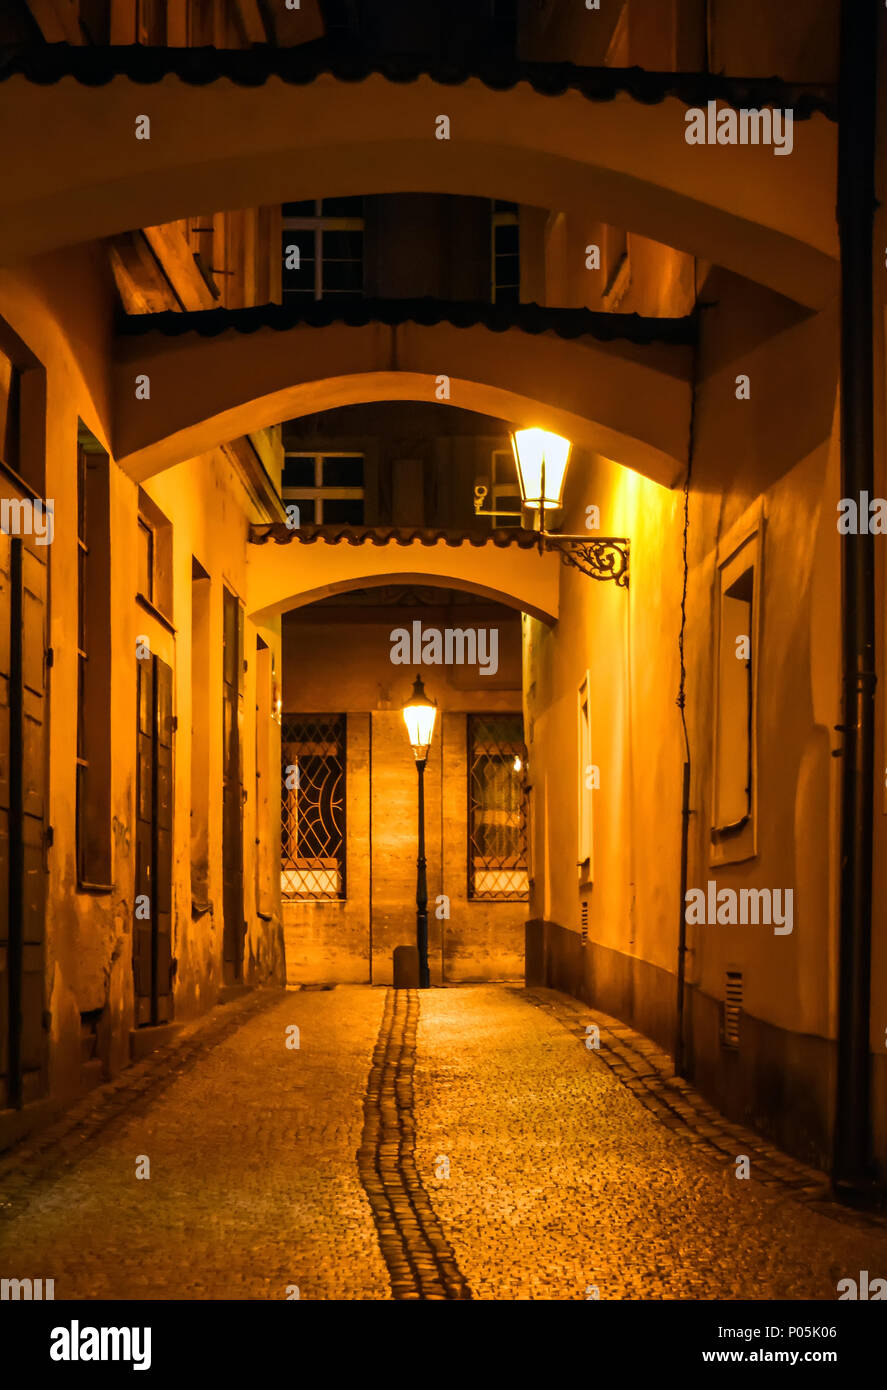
[247,545,561,627]
[113,315,692,487]
[0,66,836,308]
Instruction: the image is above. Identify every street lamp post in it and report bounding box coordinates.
[402,673,437,989]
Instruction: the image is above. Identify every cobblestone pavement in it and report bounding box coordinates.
[413,985,887,1300]
[2,981,886,1300]
[0,986,390,1300]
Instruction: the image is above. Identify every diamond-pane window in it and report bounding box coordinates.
[468,714,528,900]
[281,715,346,900]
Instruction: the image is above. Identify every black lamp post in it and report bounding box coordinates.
[402,673,437,989]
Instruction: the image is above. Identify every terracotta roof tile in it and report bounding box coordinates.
[0,44,836,121]
[249,523,543,548]
[118,298,696,346]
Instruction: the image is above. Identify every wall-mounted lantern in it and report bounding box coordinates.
[475,428,630,587]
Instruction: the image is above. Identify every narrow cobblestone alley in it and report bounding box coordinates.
[1,984,885,1301]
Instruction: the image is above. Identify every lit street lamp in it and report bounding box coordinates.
[402,673,437,989]
[474,427,630,586]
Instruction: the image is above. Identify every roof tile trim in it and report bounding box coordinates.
[118,299,696,347]
[249,524,544,549]
[0,44,836,121]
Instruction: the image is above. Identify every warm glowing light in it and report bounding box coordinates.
[511,428,571,513]
[513,755,522,773]
[402,673,437,760]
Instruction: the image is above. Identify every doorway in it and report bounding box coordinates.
[0,530,49,1106]
[133,653,174,1027]
[222,586,245,983]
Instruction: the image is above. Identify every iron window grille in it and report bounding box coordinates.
[281,714,346,900]
[468,713,528,901]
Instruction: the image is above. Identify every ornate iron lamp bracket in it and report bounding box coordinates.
[544,536,630,588]
[473,485,630,587]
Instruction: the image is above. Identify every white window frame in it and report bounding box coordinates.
[488,448,521,528]
[711,501,764,866]
[282,452,365,524]
[281,200,364,301]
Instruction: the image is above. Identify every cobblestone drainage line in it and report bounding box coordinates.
[358,988,472,1301]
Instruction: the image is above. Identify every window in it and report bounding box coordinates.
[137,518,154,602]
[282,453,365,525]
[190,556,211,911]
[281,198,364,302]
[281,715,346,900]
[712,513,762,864]
[487,448,521,528]
[0,347,20,475]
[578,674,593,879]
[76,423,112,890]
[468,714,528,900]
[136,489,173,620]
[491,201,520,304]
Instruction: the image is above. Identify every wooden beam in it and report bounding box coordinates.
[25,0,84,43]
[232,0,269,44]
[142,223,220,312]
[107,233,181,315]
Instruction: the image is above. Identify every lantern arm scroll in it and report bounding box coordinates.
[473,487,630,587]
[545,535,630,588]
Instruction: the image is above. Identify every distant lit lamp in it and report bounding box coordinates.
[473,427,630,587]
[403,674,437,988]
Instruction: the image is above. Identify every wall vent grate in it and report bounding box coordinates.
[580,900,589,946]
[724,971,742,1049]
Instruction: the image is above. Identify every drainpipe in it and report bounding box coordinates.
[674,304,699,1079]
[833,0,878,1192]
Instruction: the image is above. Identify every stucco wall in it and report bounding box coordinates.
[0,256,284,1113]
[524,265,845,1165]
[281,608,526,985]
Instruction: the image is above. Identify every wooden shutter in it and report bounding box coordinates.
[0,531,10,1103]
[153,656,173,1024]
[18,541,47,1097]
[133,655,154,1026]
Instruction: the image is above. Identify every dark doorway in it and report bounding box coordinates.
[0,529,48,1108]
[133,653,173,1027]
[222,586,245,984]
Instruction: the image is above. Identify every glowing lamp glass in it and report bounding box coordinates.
[511,428,571,513]
[403,674,437,759]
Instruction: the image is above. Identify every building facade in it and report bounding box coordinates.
[0,0,883,1191]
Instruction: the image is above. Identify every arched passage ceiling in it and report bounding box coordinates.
[0,51,837,308]
[247,526,561,626]
[113,301,694,486]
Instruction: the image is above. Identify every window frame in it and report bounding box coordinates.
[281,199,365,302]
[282,452,366,525]
[466,712,529,903]
[710,502,764,866]
[488,448,522,529]
[490,201,520,305]
[280,713,348,902]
